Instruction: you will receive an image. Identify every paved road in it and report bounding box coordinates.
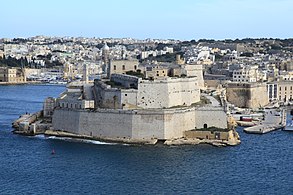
[202,94,221,107]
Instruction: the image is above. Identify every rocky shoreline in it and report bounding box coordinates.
[13,128,240,147]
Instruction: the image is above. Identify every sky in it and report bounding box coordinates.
[0,0,292,40]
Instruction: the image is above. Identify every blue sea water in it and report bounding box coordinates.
[0,84,292,194]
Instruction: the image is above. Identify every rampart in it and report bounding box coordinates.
[52,106,227,141]
[226,82,269,108]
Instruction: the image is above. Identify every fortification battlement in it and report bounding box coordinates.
[139,76,198,84]
[111,74,141,82]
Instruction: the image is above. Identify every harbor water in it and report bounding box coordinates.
[0,84,292,194]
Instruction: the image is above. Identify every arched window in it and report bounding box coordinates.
[203,124,208,129]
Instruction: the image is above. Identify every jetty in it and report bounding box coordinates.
[243,109,286,134]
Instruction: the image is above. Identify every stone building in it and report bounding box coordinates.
[226,82,269,108]
[232,65,259,83]
[49,56,237,143]
[108,60,139,77]
[94,74,200,109]
[277,81,293,103]
[0,67,26,83]
[267,81,293,103]
[57,84,95,110]
[143,65,168,79]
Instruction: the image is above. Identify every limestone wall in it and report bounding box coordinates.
[182,64,204,88]
[167,78,200,107]
[164,108,196,138]
[94,77,200,109]
[137,77,200,109]
[184,130,230,140]
[111,74,140,89]
[52,106,228,141]
[52,109,81,134]
[132,111,165,139]
[194,107,227,129]
[94,82,121,109]
[121,89,138,108]
[79,110,133,139]
[226,83,269,108]
[137,80,170,108]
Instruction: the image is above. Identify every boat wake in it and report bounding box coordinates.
[32,134,129,145]
[46,136,122,145]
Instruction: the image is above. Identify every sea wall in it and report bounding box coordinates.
[194,107,227,129]
[52,106,227,140]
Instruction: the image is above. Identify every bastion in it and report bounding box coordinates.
[13,69,240,146]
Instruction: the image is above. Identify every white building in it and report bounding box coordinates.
[232,65,259,83]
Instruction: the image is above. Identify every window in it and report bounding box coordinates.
[134,65,137,70]
[122,65,125,70]
[113,65,116,70]
[125,94,127,96]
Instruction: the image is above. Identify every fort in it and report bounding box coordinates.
[13,58,240,146]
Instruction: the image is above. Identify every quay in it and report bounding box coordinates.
[243,108,286,134]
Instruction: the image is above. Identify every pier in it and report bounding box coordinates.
[243,109,286,134]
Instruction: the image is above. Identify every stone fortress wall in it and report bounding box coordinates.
[94,75,200,109]
[226,82,269,108]
[137,77,200,109]
[52,106,227,140]
[51,63,226,142]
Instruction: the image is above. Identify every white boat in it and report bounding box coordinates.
[48,80,67,85]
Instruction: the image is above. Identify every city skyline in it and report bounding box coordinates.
[1,0,292,40]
